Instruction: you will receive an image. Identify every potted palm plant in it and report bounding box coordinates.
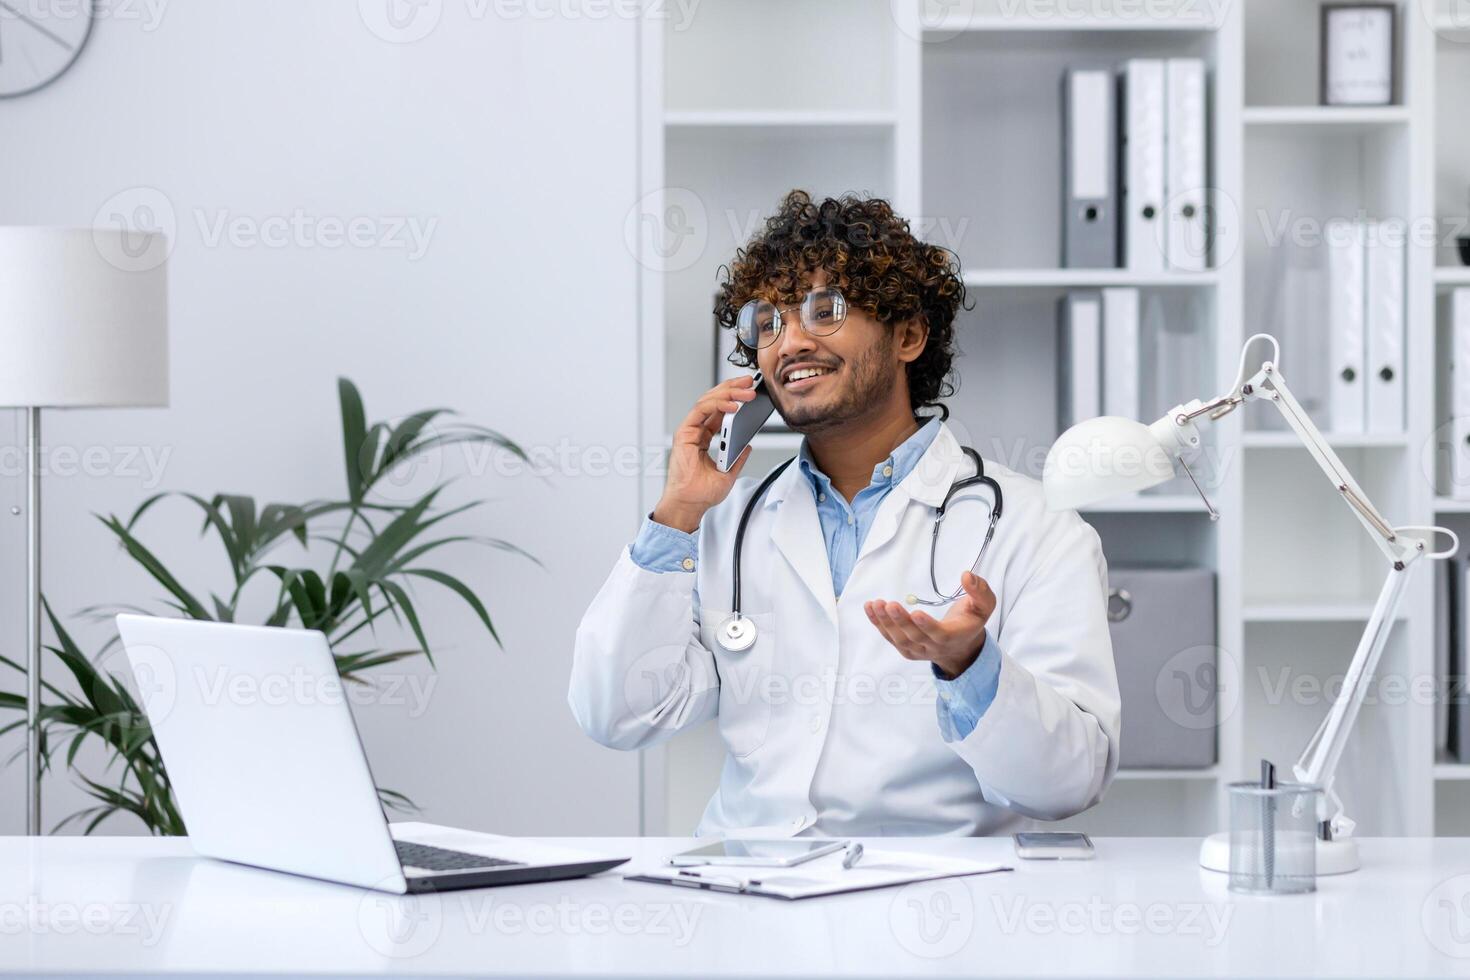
[0,378,532,834]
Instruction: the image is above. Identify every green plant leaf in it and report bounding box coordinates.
[97,515,212,620]
[340,377,369,505]
[123,492,171,532]
[377,579,433,666]
[402,568,501,648]
[377,787,418,813]
[335,649,422,678]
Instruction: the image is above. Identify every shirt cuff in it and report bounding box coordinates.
[932,631,1002,743]
[628,515,699,574]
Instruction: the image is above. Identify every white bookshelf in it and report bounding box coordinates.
[1079,495,1210,514]
[963,269,1219,288]
[1240,431,1411,449]
[1437,763,1470,783]
[1432,2,1470,837]
[663,110,898,129]
[635,1,1457,840]
[1241,105,1411,127]
[1241,601,1413,624]
[1114,766,1220,781]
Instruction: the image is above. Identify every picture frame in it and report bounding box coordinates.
[1320,3,1397,107]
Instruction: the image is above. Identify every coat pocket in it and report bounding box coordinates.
[699,608,776,759]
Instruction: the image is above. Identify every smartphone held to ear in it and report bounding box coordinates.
[716,372,777,472]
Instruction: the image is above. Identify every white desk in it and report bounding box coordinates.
[2,835,1469,977]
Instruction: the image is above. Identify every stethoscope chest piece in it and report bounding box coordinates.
[718,614,758,653]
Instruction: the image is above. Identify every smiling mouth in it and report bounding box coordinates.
[782,366,836,391]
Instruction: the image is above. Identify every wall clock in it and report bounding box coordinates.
[0,0,94,98]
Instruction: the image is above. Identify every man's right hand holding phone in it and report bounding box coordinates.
[652,376,760,534]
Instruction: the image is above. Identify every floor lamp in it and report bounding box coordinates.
[0,227,169,835]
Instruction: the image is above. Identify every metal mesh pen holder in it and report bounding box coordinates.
[1228,781,1322,895]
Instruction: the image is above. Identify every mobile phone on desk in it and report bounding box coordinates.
[1013,832,1095,860]
[715,372,776,472]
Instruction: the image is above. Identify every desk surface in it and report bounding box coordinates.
[2,834,1469,978]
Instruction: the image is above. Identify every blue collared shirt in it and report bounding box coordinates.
[628,419,1000,740]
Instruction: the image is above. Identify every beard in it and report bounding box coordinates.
[772,332,897,435]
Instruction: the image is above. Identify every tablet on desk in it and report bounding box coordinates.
[667,839,847,868]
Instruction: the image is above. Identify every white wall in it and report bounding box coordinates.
[0,1,644,836]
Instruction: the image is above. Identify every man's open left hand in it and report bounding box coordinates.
[864,571,996,680]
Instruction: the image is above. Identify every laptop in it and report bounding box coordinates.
[116,614,628,893]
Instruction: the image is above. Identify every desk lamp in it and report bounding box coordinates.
[1042,333,1456,874]
[0,227,169,835]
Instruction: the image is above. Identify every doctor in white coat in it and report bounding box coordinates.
[571,191,1120,838]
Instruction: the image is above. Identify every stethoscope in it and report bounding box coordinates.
[717,446,1004,653]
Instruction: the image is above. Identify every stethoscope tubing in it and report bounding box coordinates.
[722,445,1001,647]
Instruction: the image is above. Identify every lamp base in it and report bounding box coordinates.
[1198,831,1360,875]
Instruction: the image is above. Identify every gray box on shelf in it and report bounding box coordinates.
[1107,566,1217,768]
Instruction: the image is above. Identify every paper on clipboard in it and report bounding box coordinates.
[626,849,1011,901]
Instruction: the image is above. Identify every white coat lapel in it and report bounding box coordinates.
[766,463,838,625]
[857,422,968,563]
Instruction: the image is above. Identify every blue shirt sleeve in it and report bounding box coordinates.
[628,515,698,574]
[932,631,1002,743]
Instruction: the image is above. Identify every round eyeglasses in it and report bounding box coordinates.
[735,287,848,351]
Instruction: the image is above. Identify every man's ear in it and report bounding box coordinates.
[894,317,929,365]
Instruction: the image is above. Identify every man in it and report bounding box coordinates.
[570,190,1119,837]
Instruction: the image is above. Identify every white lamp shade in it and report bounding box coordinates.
[0,227,168,408]
[1043,415,1178,511]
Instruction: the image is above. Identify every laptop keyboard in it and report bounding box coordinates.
[395,840,524,873]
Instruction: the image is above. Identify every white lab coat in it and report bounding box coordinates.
[569,422,1120,837]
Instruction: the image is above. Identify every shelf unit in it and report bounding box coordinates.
[1241,601,1412,623]
[1431,2,1470,837]
[635,1,1451,839]
[1240,431,1411,448]
[1241,105,1412,127]
[963,269,1219,288]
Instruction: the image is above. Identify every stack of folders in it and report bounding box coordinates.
[1058,288,1140,427]
[1449,288,1470,499]
[1062,59,1206,271]
[1437,554,1470,763]
[1323,218,1406,435]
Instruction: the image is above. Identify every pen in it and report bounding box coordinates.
[842,842,864,870]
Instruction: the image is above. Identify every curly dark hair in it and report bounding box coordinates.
[714,190,967,419]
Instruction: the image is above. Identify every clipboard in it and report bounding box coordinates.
[626,849,1011,901]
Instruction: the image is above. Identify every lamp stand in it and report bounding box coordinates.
[1199,832,1360,876]
[24,406,41,836]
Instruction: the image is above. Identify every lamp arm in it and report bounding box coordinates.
[1239,362,1413,565]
